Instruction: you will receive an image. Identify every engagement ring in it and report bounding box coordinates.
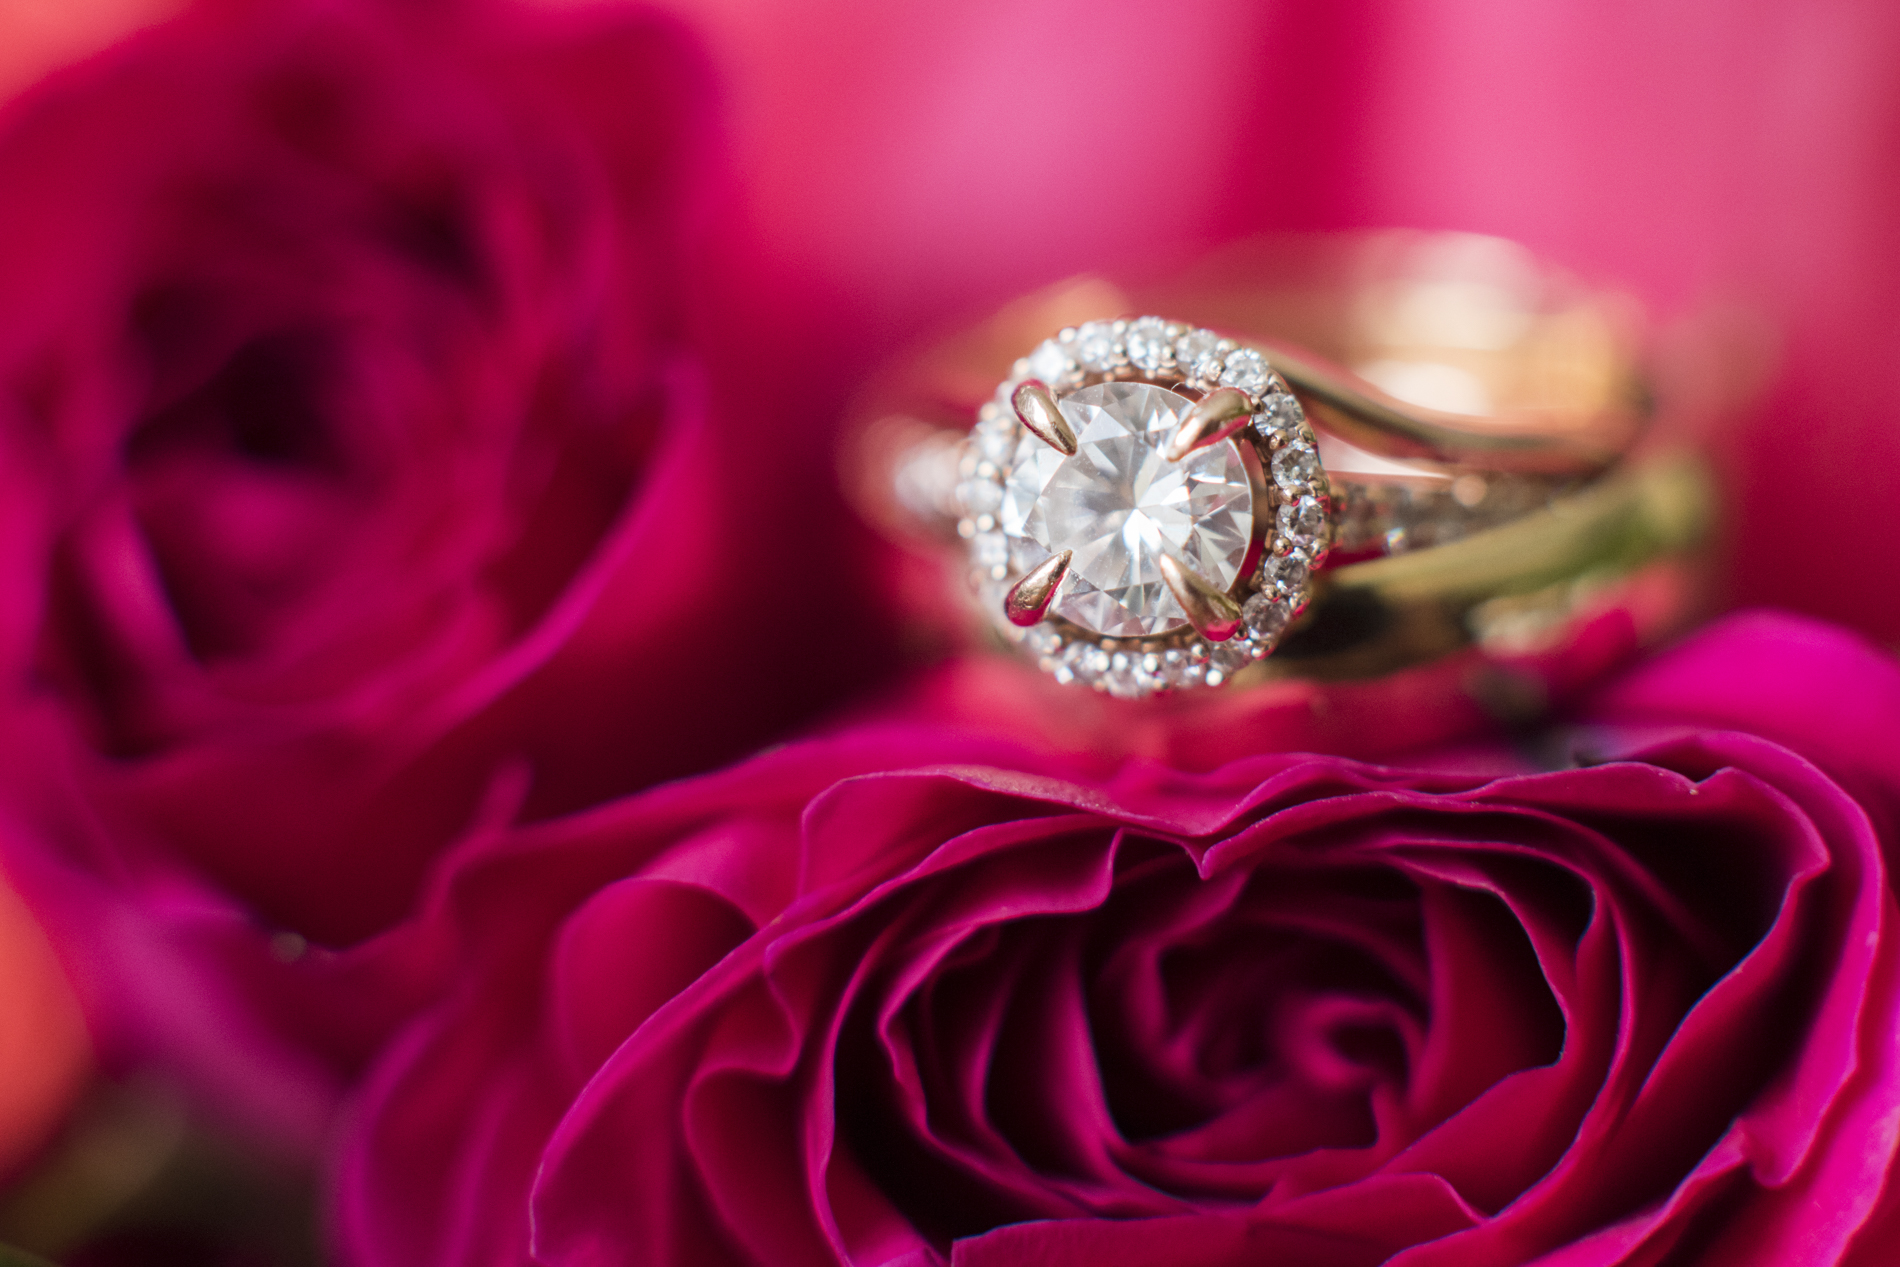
[856,234,1712,698]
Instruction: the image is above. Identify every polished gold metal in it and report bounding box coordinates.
[1157,554,1244,642]
[1261,454,1711,681]
[1011,380,1077,456]
[1162,386,1258,462]
[1258,341,1623,476]
[1004,550,1072,627]
[845,232,1724,696]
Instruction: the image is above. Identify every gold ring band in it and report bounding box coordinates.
[847,233,1713,696]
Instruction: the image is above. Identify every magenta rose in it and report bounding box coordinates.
[334,611,1900,1266]
[0,0,861,949]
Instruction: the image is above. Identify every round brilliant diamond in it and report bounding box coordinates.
[1075,322,1120,371]
[1124,317,1172,371]
[1001,381,1253,637]
[1173,330,1223,382]
[1219,348,1270,395]
[1271,445,1321,491]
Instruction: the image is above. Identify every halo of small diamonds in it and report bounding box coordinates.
[955,318,1332,696]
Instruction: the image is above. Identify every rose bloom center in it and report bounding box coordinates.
[1002,381,1253,637]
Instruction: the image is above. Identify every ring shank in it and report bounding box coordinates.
[844,232,1711,687]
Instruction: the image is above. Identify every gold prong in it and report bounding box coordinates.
[1158,554,1243,641]
[1004,550,1072,627]
[1011,380,1078,456]
[1162,386,1257,462]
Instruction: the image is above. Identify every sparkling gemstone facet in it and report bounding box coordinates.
[1174,329,1222,381]
[1075,322,1120,370]
[1258,552,1310,595]
[1278,496,1328,549]
[1027,341,1075,385]
[1001,381,1253,637]
[1219,348,1270,394]
[1242,591,1291,641]
[1271,444,1321,490]
[1124,317,1172,371]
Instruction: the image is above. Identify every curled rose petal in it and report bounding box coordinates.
[333,613,1900,1266]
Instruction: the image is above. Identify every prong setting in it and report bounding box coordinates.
[958,317,1332,696]
[1011,380,1078,456]
[1004,550,1071,627]
[1158,554,1244,642]
[1162,386,1258,462]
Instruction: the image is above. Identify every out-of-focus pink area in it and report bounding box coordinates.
[0,0,182,103]
[0,860,89,1180]
[0,0,746,949]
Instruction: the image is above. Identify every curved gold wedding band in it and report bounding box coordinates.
[853,232,1713,697]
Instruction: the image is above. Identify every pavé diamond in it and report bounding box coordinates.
[1174,329,1222,382]
[1206,638,1254,683]
[1242,591,1291,641]
[1220,348,1270,395]
[958,477,1002,515]
[1001,381,1253,637]
[1075,322,1120,371]
[1259,553,1310,595]
[1125,317,1172,371]
[1278,496,1328,547]
[1271,445,1321,491]
[972,532,1008,572]
[974,418,1018,465]
[1027,340,1075,385]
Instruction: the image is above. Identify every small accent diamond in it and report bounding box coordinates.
[1242,592,1291,641]
[1205,639,1253,684]
[1124,317,1172,371]
[1260,387,1303,424]
[972,532,1008,571]
[1075,322,1120,371]
[1063,642,1111,686]
[1258,553,1311,595]
[1219,348,1270,395]
[1157,647,1198,689]
[1027,341,1075,385]
[957,478,1002,515]
[1103,652,1143,698]
[1271,445,1321,491]
[975,419,1018,465]
[1277,496,1329,551]
[1174,329,1223,382]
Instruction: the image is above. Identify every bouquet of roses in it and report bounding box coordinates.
[0,1,1897,1265]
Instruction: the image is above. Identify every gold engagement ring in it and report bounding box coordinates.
[859,234,1712,697]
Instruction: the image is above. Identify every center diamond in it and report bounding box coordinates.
[1001,381,1253,637]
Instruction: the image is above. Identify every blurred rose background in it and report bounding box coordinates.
[0,0,1896,1263]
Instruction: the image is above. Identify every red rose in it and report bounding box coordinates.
[335,614,1900,1265]
[0,0,778,948]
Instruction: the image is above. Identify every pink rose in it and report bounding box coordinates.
[0,0,871,950]
[335,611,1900,1266]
